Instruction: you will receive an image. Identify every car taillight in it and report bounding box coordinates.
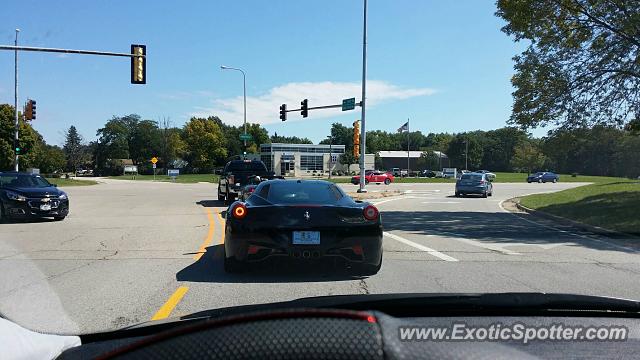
[248,187,255,193]
[479,180,485,184]
[232,203,247,219]
[363,205,379,221]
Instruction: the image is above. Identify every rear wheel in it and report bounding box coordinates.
[538,179,542,183]
[224,254,245,273]
[54,216,66,221]
[384,178,391,185]
[224,190,232,205]
[482,191,488,198]
[365,179,369,185]
[0,203,6,223]
[455,192,460,197]
[218,188,225,202]
[553,178,557,183]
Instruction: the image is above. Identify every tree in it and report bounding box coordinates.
[340,152,356,173]
[36,144,66,173]
[270,133,313,144]
[481,127,528,171]
[497,1,640,129]
[447,134,483,170]
[94,116,135,174]
[416,151,440,170]
[0,104,42,170]
[63,125,86,171]
[129,120,162,165]
[511,141,546,175]
[182,117,227,171]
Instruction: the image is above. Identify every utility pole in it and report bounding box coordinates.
[327,134,333,180]
[14,29,19,171]
[464,139,468,170]
[406,118,410,176]
[358,0,368,193]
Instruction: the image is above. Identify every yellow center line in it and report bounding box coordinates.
[151,286,189,321]
[193,208,217,260]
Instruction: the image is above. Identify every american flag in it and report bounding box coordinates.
[397,121,409,133]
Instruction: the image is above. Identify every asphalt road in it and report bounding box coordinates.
[1,179,639,334]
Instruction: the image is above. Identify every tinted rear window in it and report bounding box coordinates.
[461,174,483,181]
[225,161,267,172]
[267,182,343,204]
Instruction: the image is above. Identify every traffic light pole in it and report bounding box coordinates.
[14,29,19,171]
[0,42,146,172]
[358,0,368,193]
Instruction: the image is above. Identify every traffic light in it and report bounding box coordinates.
[24,101,32,120]
[130,44,146,84]
[14,138,20,155]
[301,99,308,118]
[353,120,360,158]
[30,100,36,120]
[279,104,287,121]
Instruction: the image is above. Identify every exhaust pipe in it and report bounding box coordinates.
[302,250,311,259]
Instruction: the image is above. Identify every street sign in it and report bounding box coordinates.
[342,97,356,111]
[152,163,157,169]
[239,133,253,141]
[168,169,179,177]
[124,165,138,173]
[151,157,158,164]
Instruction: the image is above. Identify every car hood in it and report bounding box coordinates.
[4,186,63,197]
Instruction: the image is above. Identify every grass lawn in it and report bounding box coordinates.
[520,180,640,234]
[108,174,220,183]
[46,178,98,186]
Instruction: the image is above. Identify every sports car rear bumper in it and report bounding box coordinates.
[224,224,383,266]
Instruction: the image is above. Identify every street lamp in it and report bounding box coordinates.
[463,139,468,170]
[327,134,333,179]
[220,65,247,148]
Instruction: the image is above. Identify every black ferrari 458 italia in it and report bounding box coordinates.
[223,179,383,274]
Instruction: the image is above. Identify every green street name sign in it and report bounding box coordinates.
[342,97,356,111]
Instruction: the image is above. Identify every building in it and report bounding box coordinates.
[378,150,449,171]
[260,143,374,177]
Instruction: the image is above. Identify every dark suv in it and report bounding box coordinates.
[0,172,69,221]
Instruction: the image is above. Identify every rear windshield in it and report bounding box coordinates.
[225,161,267,172]
[461,174,483,181]
[266,181,343,204]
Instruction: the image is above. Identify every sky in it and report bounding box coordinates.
[0,0,539,147]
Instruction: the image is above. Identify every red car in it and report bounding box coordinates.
[351,170,394,185]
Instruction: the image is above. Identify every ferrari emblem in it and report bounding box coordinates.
[304,211,310,221]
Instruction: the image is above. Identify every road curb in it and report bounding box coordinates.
[509,198,637,239]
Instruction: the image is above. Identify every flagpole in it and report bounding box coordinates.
[407,118,410,176]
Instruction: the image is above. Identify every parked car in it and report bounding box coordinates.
[455,172,494,198]
[351,170,394,185]
[421,170,436,178]
[527,172,559,183]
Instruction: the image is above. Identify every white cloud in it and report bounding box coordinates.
[188,80,436,125]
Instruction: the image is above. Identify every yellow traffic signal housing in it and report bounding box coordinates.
[131,44,146,84]
[353,120,361,158]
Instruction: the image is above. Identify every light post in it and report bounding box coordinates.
[220,65,247,148]
[357,0,368,193]
[463,139,469,170]
[14,29,19,171]
[327,134,333,179]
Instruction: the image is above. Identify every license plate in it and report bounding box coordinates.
[40,204,52,211]
[292,231,320,245]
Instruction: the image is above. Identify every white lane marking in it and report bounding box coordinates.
[371,197,407,206]
[435,231,522,255]
[383,232,458,262]
[421,201,461,204]
[498,198,637,252]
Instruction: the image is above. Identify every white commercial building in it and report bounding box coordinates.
[260,143,374,177]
